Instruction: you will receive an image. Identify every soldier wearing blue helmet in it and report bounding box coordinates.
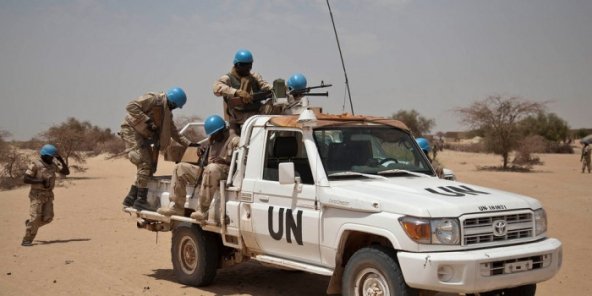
[120,87,197,211]
[416,137,444,178]
[213,49,273,134]
[157,115,240,220]
[21,144,70,246]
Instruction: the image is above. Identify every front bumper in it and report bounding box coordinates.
[397,238,562,294]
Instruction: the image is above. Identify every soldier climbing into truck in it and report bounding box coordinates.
[119,87,198,211]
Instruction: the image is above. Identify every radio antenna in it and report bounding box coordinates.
[326,0,355,115]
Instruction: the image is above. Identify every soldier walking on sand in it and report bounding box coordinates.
[213,49,273,135]
[120,87,197,211]
[581,143,591,173]
[157,115,239,221]
[22,144,70,246]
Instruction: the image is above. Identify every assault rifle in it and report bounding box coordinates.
[289,81,332,97]
[148,106,163,175]
[189,144,210,200]
[226,90,273,109]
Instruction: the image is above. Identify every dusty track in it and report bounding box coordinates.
[1,149,589,295]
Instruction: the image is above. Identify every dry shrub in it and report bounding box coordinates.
[0,147,30,190]
[513,135,545,167]
[444,142,486,153]
[91,137,125,157]
[546,142,573,154]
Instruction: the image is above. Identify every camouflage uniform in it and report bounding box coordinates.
[186,130,240,221]
[582,144,591,173]
[120,92,191,188]
[213,68,272,133]
[22,158,58,243]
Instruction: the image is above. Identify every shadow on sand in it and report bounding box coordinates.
[146,262,329,295]
[36,238,91,245]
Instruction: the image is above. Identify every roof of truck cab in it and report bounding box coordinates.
[268,113,410,132]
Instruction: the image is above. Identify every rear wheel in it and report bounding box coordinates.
[342,246,418,296]
[171,225,220,286]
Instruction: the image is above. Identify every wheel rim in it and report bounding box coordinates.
[179,236,198,274]
[354,267,390,296]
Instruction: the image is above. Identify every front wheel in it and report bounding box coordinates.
[171,225,220,286]
[342,246,418,296]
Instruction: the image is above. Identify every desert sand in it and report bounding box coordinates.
[1,149,590,295]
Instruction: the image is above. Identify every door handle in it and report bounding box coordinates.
[259,196,269,202]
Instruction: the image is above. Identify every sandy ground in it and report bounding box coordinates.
[0,149,590,295]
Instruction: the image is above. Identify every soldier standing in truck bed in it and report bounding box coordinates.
[120,87,196,211]
[213,49,273,135]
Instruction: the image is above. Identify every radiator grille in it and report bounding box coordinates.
[463,212,533,246]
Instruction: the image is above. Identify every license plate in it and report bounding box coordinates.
[504,260,533,274]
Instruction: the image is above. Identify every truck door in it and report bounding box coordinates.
[251,129,321,265]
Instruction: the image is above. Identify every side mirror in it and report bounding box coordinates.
[442,168,456,181]
[278,162,295,184]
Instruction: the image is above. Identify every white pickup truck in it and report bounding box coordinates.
[125,112,562,296]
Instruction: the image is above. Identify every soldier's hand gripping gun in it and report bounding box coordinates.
[227,90,274,109]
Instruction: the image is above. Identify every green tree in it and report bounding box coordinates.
[519,111,570,142]
[457,96,545,169]
[391,109,435,137]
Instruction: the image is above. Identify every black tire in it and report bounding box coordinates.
[171,225,220,287]
[342,246,418,296]
[477,284,536,296]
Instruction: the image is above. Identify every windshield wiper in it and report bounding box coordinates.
[377,169,430,177]
[328,171,387,180]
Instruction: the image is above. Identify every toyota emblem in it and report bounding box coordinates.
[492,220,507,237]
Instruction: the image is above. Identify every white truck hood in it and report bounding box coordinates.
[321,176,542,217]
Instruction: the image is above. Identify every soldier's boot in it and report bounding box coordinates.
[122,185,138,207]
[132,187,153,211]
[157,202,185,216]
[190,208,208,222]
[22,229,34,247]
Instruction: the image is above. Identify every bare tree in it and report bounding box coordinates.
[391,109,435,137]
[0,130,10,161]
[0,130,30,189]
[41,118,88,167]
[457,96,545,169]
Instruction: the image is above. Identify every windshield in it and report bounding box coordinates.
[313,125,433,179]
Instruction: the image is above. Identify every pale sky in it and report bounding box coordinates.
[1,0,590,140]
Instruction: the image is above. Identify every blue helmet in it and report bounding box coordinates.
[204,115,226,136]
[166,87,187,109]
[40,144,58,156]
[416,137,431,153]
[233,49,253,64]
[287,73,307,92]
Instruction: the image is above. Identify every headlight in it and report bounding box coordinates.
[534,208,547,236]
[431,219,460,244]
[399,216,460,245]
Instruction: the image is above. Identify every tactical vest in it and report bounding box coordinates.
[226,73,262,112]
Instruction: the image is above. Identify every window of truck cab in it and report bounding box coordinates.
[262,130,314,184]
[313,125,433,178]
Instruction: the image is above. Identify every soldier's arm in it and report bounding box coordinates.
[213,75,238,97]
[23,163,43,184]
[126,93,156,123]
[56,155,70,176]
[170,121,192,147]
[252,72,272,91]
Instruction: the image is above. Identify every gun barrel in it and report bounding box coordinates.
[303,92,329,97]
